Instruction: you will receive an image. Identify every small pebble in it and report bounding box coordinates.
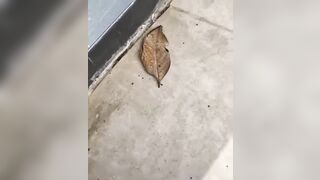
[196,23,198,26]
[131,82,134,85]
[208,105,210,108]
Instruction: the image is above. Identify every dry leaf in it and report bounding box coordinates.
[141,25,170,87]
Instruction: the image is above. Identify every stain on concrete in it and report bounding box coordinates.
[88,101,122,139]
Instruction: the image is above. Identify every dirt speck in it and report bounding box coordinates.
[131,82,134,85]
[208,105,210,108]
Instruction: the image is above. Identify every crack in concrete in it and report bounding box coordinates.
[171,6,233,33]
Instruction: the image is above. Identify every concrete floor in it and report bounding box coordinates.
[89,0,233,179]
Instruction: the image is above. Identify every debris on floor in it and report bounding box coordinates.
[141,25,171,88]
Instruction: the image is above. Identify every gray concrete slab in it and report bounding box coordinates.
[89,0,233,179]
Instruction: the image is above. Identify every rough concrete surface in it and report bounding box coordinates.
[89,0,233,179]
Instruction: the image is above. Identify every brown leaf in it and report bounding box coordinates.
[141,25,171,88]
